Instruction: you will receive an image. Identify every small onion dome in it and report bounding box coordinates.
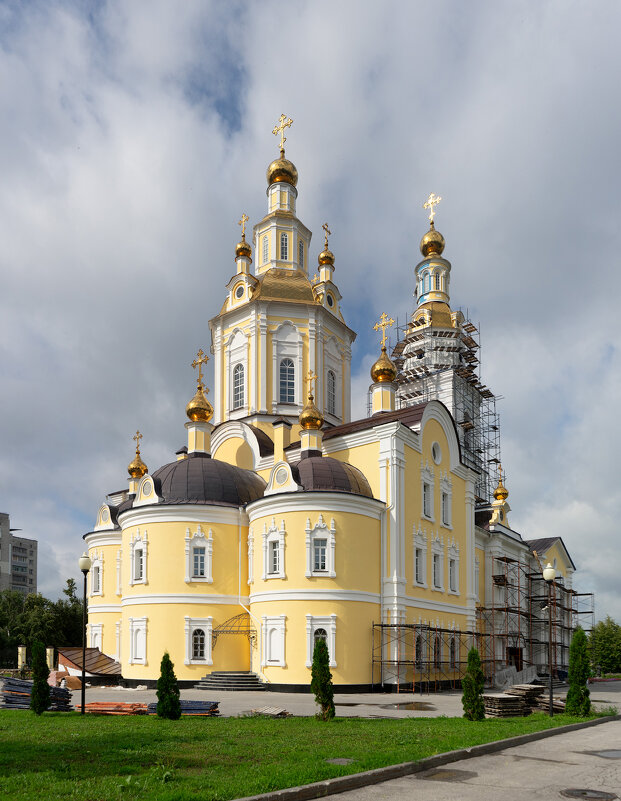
[299,392,324,430]
[128,450,148,479]
[420,220,445,257]
[267,154,298,187]
[318,248,334,266]
[494,475,509,501]
[235,238,252,259]
[370,346,397,383]
[186,384,213,423]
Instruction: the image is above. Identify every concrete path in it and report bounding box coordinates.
[333,718,621,801]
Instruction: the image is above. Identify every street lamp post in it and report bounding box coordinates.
[78,552,92,715]
[543,562,556,717]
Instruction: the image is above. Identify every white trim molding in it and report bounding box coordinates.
[90,550,103,597]
[261,518,286,580]
[89,622,103,649]
[413,527,428,588]
[448,537,460,595]
[116,549,122,596]
[129,616,147,665]
[421,460,435,522]
[184,616,213,666]
[184,525,213,584]
[431,533,444,591]
[247,527,254,585]
[305,614,336,668]
[129,530,148,586]
[261,614,286,667]
[305,514,336,578]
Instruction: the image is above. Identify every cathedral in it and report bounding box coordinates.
[83,117,585,690]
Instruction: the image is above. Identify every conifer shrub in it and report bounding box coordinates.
[565,627,591,716]
[30,640,50,716]
[462,646,485,721]
[310,638,335,720]
[156,652,181,720]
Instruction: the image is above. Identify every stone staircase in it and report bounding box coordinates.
[534,674,567,691]
[194,671,265,692]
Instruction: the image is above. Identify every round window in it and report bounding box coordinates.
[275,467,288,485]
[101,509,109,522]
[142,481,152,496]
[326,294,334,307]
[431,442,442,464]
[235,285,244,299]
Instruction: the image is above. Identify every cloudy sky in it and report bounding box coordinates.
[1,0,619,622]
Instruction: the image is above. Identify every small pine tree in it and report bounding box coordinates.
[30,640,50,715]
[462,646,485,721]
[156,652,181,720]
[310,638,335,720]
[566,627,591,716]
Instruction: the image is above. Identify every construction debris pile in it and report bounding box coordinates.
[0,678,72,711]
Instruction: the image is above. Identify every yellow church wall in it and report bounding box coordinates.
[87,542,120,601]
[538,542,571,579]
[324,441,382,499]
[211,437,254,471]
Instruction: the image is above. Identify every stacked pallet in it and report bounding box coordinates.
[483,692,528,717]
[1,678,72,711]
[504,684,545,710]
[534,696,566,713]
[83,701,148,715]
[147,700,220,716]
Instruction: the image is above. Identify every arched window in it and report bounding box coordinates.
[314,628,327,647]
[279,358,295,403]
[192,629,205,660]
[327,370,336,416]
[298,240,304,269]
[233,363,244,409]
[280,232,288,260]
[415,634,423,668]
[449,637,456,670]
[434,634,441,669]
[422,271,429,294]
[435,272,441,290]
[262,236,268,264]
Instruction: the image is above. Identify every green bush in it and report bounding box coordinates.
[588,616,621,675]
[156,652,181,720]
[30,640,50,715]
[310,638,335,720]
[462,646,485,721]
[566,627,591,716]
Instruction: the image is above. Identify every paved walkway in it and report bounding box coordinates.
[333,719,621,801]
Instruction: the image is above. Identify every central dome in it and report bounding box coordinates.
[267,156,298,187]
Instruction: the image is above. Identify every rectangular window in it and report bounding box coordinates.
[415,548,423,584]
[423,483,431,518]
[134,549,143,581]
[313,539,327,571]
[433,553,441,588]
[269,541,280,574]
[193,547,206,578]
[441,492,450,526]
[92,566,101,593]
[449,558,456,592]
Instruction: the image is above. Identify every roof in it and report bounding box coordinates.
[292,456,373,498]
[526,537,576,570]
[252,267,316,303]
[58,647,121,675]
[323,403,428,441]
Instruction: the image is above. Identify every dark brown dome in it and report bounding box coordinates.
[151,452,265,506]
[294,457,373,498]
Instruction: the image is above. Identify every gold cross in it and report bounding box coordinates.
[191,348,209,387]
[305,369,318,398]
[322,222,331,249]
[373,312,395,349]
[133,430,142,454]
[312,272,319,283]
[272,113,293,152]
[423,192,442,223]
[238,213,249,239]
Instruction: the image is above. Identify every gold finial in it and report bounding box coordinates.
[494,463,509,501]
[238,213,249,239]
[299,369,323,430]
[191,348,209,389]
[305,369,318,399]
[423,192,442,223]
[128,430,148,478]
[312,272,319,284]
[272,113,293,154]
[322,222,331,250]
[373,312,395,349]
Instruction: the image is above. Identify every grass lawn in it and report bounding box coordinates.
[0,710,600,801]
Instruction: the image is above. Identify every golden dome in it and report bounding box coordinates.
[267,154,298,187]
[494,474,509,501]
[318,248,334,266]
[128,451,148,479]
[299,392,324,430]
[235,238,252,259]
[186,384,213,423]
[420,220,445,257]
[370,346,398,383]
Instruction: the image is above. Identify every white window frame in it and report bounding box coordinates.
[129,531,147,586]
[440,474,452,529]
[261,615,286,667]
[233,363,245,409]
[474,557,480,601]
[326,370,336,416]
[305,514,336,578]
[262,235,268,264]
[324,337,343,421]
[129,616,147,665]
[431,534,444,591]
[448,539,460,595]
[262,518,286,580]
[247,527,254,585]
[116,549,122,596]
[298,239,304,269]
[184,616,213,666]
[433,633,442,668]
[115,620,121,662]
[305,614,336,668]
[413,527,427,587]
[89,622,103,650]
[271,322,303,413]
[225,329,249,418]
[421,461,434,522]
[90,551,103,597]
[279,231,288,260]
[279,357,295,403]
[185,525,213,584]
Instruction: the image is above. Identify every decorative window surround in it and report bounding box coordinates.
[90,550,103,596]
[431,533,444,591]
[226,330,249,418]
[129,530,148,586]
[413,527,428,587]
[185,525,213,583]
[421,460,434,521]
[305,614,336,668]
[129,617,147,665]
[262,518,286,580]
[271,321,303,414]
[115,620,121,662]
[116,549,122,596]
[440,473,453,529]
[305,514,336,578]
[474,557,480,601]
[247,528,254,585]
[184,616,213,665]
[448,538,460,595]
[261,614,286,667]
[89,622,103,649]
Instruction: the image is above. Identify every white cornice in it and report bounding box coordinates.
[122,594,247,606]
[249,589,380,604]
[403,595,470,615]
[87,604,122,614]
[84,531,122,548]
[247,492,384,521]
[118,505,247,528]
